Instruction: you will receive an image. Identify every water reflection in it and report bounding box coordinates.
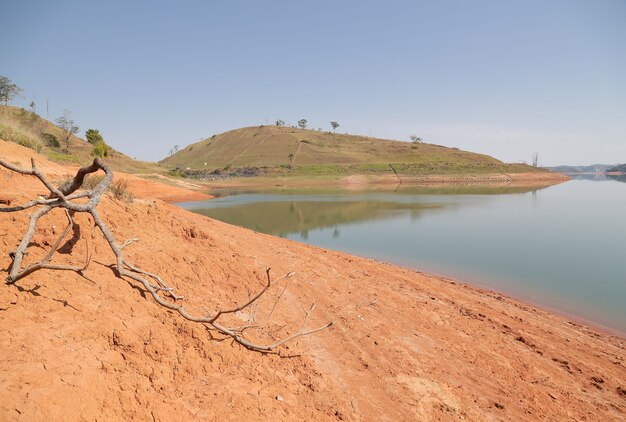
[607,174,626,183]
[186,199,445,238]
[182,184,553,239]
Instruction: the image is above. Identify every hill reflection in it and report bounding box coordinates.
[183,184,548,238]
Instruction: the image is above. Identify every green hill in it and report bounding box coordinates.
[161,125,544,176]
[0,105,163,174]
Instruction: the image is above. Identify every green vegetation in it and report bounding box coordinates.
[42,133,60,148]
[161,125,548,177]
[46,150,82,163]
[86,128,113,158]
[92,140,112,158]
[85,129,104,144]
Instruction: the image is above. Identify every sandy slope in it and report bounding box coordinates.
[0,142,624,421]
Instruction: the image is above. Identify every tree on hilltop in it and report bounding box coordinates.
[275,119,285,126]
[0,76,22,106]
[410,135,423,143]
[330,121,340,133]
[298,119,307,129]
[532,152,539,168]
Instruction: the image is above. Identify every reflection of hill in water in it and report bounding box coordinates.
[561,173,626,183]
[565,173,612,182]
[189,184,551,238]
[607,174,626,183]
[213,183,548,197]
[192,200,443,237]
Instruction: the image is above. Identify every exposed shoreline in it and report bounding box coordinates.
[380,259,626,340]
[1,141,623,420]
[181,170,569,193]
[169,178,626,338]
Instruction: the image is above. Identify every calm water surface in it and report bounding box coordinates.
[178,180,626,334]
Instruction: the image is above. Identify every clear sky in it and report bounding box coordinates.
[1,0,625,166]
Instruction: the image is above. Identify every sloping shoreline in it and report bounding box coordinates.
[0,142,623,420]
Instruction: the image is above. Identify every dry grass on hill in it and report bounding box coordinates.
[161,125,547,177]
[0,105,163,174]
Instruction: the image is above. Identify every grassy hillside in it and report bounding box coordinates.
[161,125,545,176]
[0,106,163,174]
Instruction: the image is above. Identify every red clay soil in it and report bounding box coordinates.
[0,142,624,421]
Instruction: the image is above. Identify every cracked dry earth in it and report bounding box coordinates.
[0,141,625,421]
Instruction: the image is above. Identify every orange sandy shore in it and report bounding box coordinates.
[0,141,623,421]
[193,171,569,192]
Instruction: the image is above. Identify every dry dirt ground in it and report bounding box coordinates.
[0,141,624,421]
[193,171,568,192]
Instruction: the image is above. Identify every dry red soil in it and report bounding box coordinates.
[0,141,624,421]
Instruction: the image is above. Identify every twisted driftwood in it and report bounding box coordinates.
[0,157,332,351]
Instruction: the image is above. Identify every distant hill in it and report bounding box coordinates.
[0,105,162,174]
[161,125,546,176]
[547,164,617,174]
[607,164,626,173]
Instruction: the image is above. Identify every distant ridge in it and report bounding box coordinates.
[546,164,618,174]
[608,164,626,173]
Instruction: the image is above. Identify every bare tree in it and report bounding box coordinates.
[409,135,422,143]
[330,121,340,133]
[55,110,79,152]
[0,158,332,352]
[532,152,539,168]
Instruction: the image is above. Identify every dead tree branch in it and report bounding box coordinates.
[0,158,332,352]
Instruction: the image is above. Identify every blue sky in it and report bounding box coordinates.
[1,0,625,165]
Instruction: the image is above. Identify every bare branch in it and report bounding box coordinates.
[0,158,332,352]
[209,268,274,323]
[266,276,290,325]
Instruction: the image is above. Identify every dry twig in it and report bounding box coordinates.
[0,158,332,352]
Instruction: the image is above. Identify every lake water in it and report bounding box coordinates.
[177,178,626,334]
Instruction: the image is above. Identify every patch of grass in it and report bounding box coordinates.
[75,175,133,202]
[45,150,83,163]
[0,124,43,152]
[82,174,104,190]
[110,178,134,202]
[167,168,187,178]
